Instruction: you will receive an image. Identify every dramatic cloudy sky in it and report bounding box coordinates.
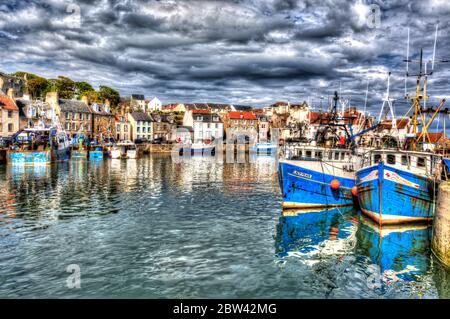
[1,0,450,120]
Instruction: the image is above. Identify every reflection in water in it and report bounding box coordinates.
[356,217,432,283]
[276,207,357,259]
[0,154,447,298]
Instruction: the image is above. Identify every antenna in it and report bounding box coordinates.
[363,81,369,115]
[406,27,410,74]
[432,24,438,72]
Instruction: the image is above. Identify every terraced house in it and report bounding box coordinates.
[90,101,115,141]
[0,92,19,137]
[151,113,177,142]
[128,112,153,142]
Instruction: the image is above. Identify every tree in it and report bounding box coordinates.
[55,76,76,99]
[28,77,48,99]
[75,81,94,98]
[98,85,120,109]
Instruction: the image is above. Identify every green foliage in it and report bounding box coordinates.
[98,85,120,109]
[55,76,76,99]
[75,81,94,97]
[28,76,48,99]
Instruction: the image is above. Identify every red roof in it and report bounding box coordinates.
[0,94,18,111]
[379,119,410,129]
[163,104,178,110]
[418,132,444,143]
[309,112,332,124]
[228,111,256,120]
[192,109,210,114]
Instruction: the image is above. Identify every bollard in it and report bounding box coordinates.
[432,182,450,267]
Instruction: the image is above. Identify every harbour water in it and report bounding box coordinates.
[0,154,449,298]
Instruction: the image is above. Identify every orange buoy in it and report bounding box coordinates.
[351,186,358,196]
[330,179,340,190]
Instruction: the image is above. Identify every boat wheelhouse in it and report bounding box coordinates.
[279,144,361,209]
[356,149,442,225]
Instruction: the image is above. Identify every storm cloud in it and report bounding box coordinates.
[1,0,450,120]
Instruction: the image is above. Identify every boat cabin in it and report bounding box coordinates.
[287,145,352,162]
[364,149,441,177]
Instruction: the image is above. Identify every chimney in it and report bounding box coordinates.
[7,88,14,100]
[81,95,89,105]
[45,92,60,115]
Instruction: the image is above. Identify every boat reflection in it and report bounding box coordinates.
[356,216,432,282]
[276,206,357,260]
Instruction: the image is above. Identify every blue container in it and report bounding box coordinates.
[356,162,436,225]
[89,147,104,161]
[278,160,355,209]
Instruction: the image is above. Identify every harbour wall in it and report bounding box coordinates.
[432,182,450,267]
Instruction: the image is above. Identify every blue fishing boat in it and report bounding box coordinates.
[278,146,361,209]
[357,33,448,225]
[357,216,431,282]
[356,149,442,224]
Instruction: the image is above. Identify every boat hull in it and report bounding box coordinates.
[7,150,51,166]
[356,162,436,225]
[278,160,355,209]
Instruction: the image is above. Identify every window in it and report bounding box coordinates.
[80,113,83,120]
[196,116,203,121]
[66,112,70,120]
[143,127,146,133]
[72,123,76,130]
[306,150,312,158]
[387,154,396,165]
[374,154,382,163]
[7,110,12,118]
[207,123,210,129]
[401,155,410,166]
[215,123,219,129]
[417,157,426,167]
[334,152,339,160]
[124,125,128,131]
[8,123,13,132]
[340,152,345,161]
[65,123,70,130]
[137,127,140,133]
[317,151,323,159]
[328,151,333,160]
[72,112,76,120]
[296,150,302,158]
[117,124,120,132]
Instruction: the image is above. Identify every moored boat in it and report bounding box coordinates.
[356,149,442,224]
[7,127,70,166]
[279,146,360,209]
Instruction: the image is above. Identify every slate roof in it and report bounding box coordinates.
[131,94,145,100]
[233,105,253,111]
[192,112,222,123]
[130,112,153,122]
[59,99,92,113]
